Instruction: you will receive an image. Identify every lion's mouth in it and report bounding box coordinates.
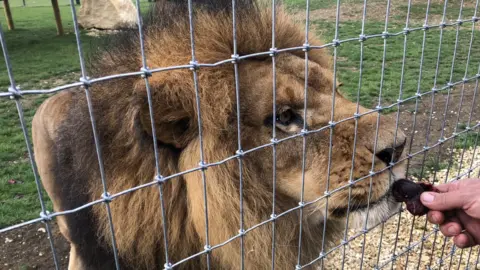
[330,192,391,218]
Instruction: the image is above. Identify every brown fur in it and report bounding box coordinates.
[32,1,408,269]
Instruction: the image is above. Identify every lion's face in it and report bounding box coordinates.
[236,53,407,227]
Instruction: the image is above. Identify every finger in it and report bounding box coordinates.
[433,179,480,193]
[427,210,445,224]
[453,231,476,249]
[439,216,463,237]
[456,210,480,244]
[420,189,470,211]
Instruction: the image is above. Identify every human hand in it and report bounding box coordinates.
[420,178,480,248]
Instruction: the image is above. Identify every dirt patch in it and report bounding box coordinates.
[1,222,69,270]
[397,83,480,175]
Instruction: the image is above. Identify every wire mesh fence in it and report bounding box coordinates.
[0,0,479,269]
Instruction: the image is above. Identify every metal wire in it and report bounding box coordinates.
[295,0,311,266]
[270,1,278,269]
[0,20,60,270]
[186,0,212,267]
[231,0,245,268]
[133,0,171,267]
[1,0,480,269]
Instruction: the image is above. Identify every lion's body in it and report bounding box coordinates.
[32,1,407,269]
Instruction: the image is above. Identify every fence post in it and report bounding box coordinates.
[51,0,64,36]
[3,0,14,30]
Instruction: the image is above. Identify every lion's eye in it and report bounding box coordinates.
[264,107,303,132]
[276,109,295,126]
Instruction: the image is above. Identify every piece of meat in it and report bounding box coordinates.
[391,179,438,216]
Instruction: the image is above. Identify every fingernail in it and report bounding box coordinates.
[448,226,457,235]
[421,192,434,203]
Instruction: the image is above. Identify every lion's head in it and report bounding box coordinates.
[43,1,407,269]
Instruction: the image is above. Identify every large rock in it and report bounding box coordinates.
[78,0,138,30]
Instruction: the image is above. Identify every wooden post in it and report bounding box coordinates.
[3,0,14,30]
[51,0,64,36]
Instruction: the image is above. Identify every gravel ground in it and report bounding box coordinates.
[324,147,480,270]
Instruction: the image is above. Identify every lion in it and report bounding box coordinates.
[31,0,408,269]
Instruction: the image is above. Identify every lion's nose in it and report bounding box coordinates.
[375,139,406,165]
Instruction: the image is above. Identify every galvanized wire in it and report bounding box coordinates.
[231,0,246,268]
[0,19,61,270]
[295,0,311,266]
[1,0,480,269]
[186,0,212,267]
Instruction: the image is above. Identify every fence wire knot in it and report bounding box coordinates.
[189,61,199,71]
[381,31,390,39]
[359,34,367,42]
[8,86,21,98]
[163,263,173,270]
[230,54,240,64]
[302,43,310,52]
[155,174,165,184]
[101,192,112,203]
[422,24,430,31]
[332,39,340,47]
[199,161,207,171]
[140,67,152,78]
[39,211,52,222]
[79,76,91,88]
[235,149,244,157]
[269,47,278,57]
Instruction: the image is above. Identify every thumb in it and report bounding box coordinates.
[420,190,469,211]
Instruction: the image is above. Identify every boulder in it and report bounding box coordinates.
[78,0,138,30]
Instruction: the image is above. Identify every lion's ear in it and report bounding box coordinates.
[134,77,195,149]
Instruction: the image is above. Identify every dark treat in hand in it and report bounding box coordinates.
[391,179,438,216]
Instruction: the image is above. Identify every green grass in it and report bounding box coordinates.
[396,3,478,22]
[0,96,52,228]
[0,3,97,228]
[410,156,449,180]
[455,123,479,149]
[0,4,98,87]
[312,20,480,108]
[0,1,153,228]
[285,0,337,11]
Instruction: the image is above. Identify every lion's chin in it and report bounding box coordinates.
[348,197,401,230]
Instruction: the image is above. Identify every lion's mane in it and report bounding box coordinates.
[52,1,338,269]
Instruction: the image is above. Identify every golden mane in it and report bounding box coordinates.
[49,1,343,269]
